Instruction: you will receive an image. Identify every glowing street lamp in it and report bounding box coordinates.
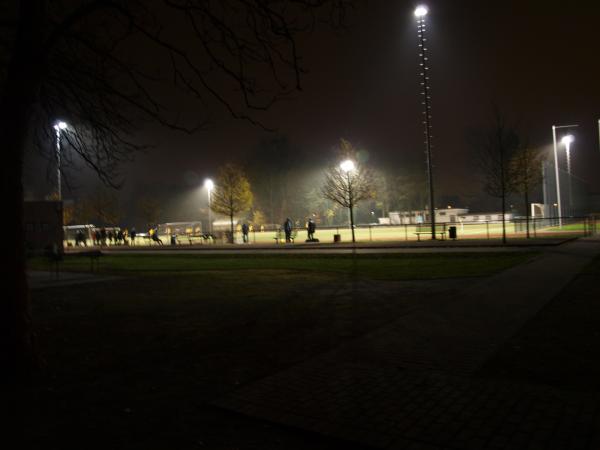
[204,178,214,234]
[53,121,68,201]
[414,5,428,17]
[414,4,436,239]
[340,159,357,243]
[551,124,577,226]
[340,159,355,172]
[561,134,574,176]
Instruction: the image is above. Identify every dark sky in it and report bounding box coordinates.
[25,0,600,218]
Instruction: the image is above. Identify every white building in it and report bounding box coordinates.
[389,208,468,225]
[458,212,514,223]
[388,208,515,225]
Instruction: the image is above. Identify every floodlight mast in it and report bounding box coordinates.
[415,5,436,239]
[561,134,575,216]
[53,121,68,201]
[551,124,577,227]
[204,178,214,234]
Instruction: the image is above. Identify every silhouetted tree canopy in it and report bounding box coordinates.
[1,0,351,383]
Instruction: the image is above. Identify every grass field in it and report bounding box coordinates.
[30,252,537,280]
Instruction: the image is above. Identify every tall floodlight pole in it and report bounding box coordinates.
[415,5,436,240]
[340,159,356,243]
[551,124,577,227]
[53,121,67,201]
[204,178,214,234]
[561,134,575,216]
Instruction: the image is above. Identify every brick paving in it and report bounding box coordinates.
[213,240,600,449]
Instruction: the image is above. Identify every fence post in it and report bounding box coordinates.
[533,217,537,238]
[405,224,408,241]
[369,225,372,242]
[486,221,490,240]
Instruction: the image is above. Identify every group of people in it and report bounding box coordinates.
[73,220,318,247]
[74,226,140,247]
[75,227,128,247]
[237,217,317,244]
[277,217,317,243]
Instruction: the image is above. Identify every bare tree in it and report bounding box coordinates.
[322,139,374,243]
[471,109,520,244]
[510,146,544,238]
[210,164,253,242]
[1,1,350,382]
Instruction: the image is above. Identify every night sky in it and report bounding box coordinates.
[24,0,600,223]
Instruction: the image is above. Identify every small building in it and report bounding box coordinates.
[157,221,202,236]
[24,201,63,254]
[457,212,514,223]
[211,218,240,232]
[64,224,96,244]
[389,208,468,225]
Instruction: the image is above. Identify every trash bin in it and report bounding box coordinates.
[448,226,457,240]
[333,234,341,243]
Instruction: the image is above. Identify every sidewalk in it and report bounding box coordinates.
[214,239,600,449]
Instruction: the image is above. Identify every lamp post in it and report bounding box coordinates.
[414,5,436,240]
[561,134,575,216]
[53,121,67,201]
[551,124,577,227]
[340,159,356,243]
[204,178,214,234]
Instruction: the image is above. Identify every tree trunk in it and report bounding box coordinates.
[230,212,234,244]
[2,1,45,386]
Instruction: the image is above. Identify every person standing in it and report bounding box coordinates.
[241,223,249,243]
[307,218,316,241]
[284,218,293,243]
[130,227,136,245]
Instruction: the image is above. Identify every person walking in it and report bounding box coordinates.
[130,227,136,245]
[284,217,293,243]
[151,227,163,245]
[241,223,249,243]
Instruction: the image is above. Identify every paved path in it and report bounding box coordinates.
[214,239,600,449]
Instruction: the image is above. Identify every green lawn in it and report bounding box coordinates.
[30,252,536,280]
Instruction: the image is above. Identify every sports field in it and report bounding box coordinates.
[64,219,596,247]
[217,221,591,245]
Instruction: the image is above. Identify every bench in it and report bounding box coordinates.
[415,227,446,241]
[274,229,298,244]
